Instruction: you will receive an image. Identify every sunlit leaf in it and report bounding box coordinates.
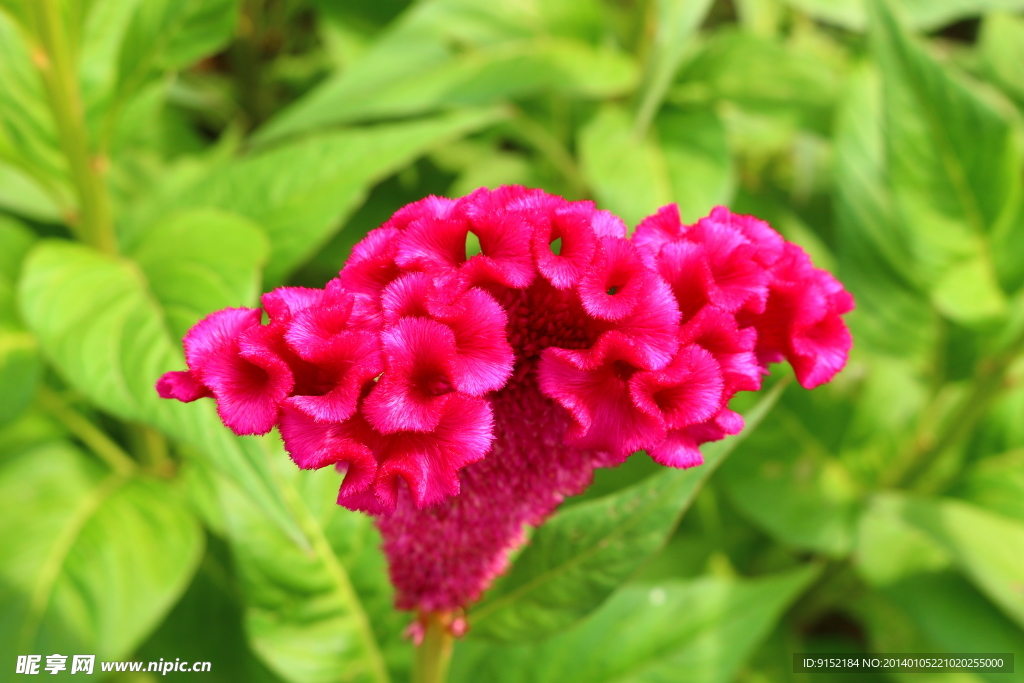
[18,241,305,546]
[870,0,1021,320]
[0,442,203,661]
[256,0,633,143]
[128,208,269,340]
[116,0,237,102]
[452,565,820,683]
[784,0,1024,31]
[219,467,391,683]
[126,108,503,285]
[579,104,733,228]
[891,494,1024,629]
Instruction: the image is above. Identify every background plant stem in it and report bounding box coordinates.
[27,0,116,254]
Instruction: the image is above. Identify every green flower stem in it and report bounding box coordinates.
[27,0,116,254]
[414,613,454,683]
[37,386,136,476]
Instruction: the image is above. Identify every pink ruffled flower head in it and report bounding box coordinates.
[158,187,853,615]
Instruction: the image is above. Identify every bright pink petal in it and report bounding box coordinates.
[182,307,262,374]
[578,238,647,321]
[689,215,769,313]
[531,202,598,289]
[629,344,724,430]
[372,393,494,511]
[425,287,512,396]
[539,341,665,458]
[262,287,324,322]
[286,331,383,423]
[634,204,685,266]
[156,371,211,402]
[682,306,762,393]
[363,318,458,433]
[279,404,377,497]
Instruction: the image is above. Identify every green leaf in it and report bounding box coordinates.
[860,571,1024,679]
[0,215,33,325]
[0,329,39,426]
[134,558,286,683]
[116,0,237,102]
[256,0,634,143]
[784,0,1024,32]
[890,494,1024,630]
[469,381,787,642]
[0,217,38,426]
[981,12,1024,106]
[126,108,503,285]
[128,208,269,340]
[855,494,953,586]
[673,29,846,136]
[633,0,715,136]
[579,104,733,228]
[719,409,861,558]
[953,450,1024,523]
[0,162,64,223]
[870,0,1021,320]
[833,64,940,360]
[260,39,635,141]
[0,442,203,661]
[452,565,820,683]
[18,240,306,546]
[0,11,66,184]
[219,468,390,683]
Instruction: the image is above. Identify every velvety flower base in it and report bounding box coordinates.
[158,186,853,614]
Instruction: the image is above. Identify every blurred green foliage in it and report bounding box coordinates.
[1,0,1023,681]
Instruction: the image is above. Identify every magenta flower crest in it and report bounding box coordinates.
[158,186,853,614]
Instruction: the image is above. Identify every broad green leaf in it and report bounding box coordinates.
[469,381,786,642]
[834,63,939,360]
[579,104,733,228]
[860,572,1024,683]
[115,0,237,103]
[720,405,861,558]
[259,39,635,141]
[784,0,1024,31]
[855,494,953,586]
[0,442,203,661]
[0,407,65,461]
[0,215,33,325]
[870,0,1021,320]
[126,108,503,285]
[891,494,1024,629]
[953,450,1024,522]
[79,0,144,120]
[18,240,306,545]
[0,217,38,426]
[219,469,390,683]
[134,555,286,683]
[633,0,715,136]
[0,329,39,426]
[981,12,1024,106]
[0,162,65,223]
[452,565,820,683]
[256,0,630,143]
[0,0,25,26]
[129,209,269,340]
[673,30,845,135]
[0,11,66,183]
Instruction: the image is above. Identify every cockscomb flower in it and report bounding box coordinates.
[157,186,853,615]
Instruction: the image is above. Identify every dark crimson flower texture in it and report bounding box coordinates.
[158,187,853,612]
